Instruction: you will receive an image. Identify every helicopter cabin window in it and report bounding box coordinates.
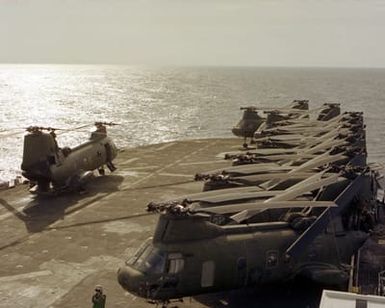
[265,250,278,268]
[201,260,215,287]
[166,253,184,274]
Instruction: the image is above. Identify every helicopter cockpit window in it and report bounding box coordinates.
[133,245,165,274]
[126,238,152,265]
[131,243,165,274]
[166,253,184,274]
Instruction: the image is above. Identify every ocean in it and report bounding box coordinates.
[1,65,385,182]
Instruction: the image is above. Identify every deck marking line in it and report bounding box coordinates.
[157,173,193,178]
[0,270,52,282]
[120,140,217,191]
[178,160,226,166]
[120,157,139,165]
[155,143,175,151]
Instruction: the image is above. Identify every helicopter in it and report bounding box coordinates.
[20,122,118,195]
[231,99,309,148]
[199,111,363,191]
[117,109,383,305]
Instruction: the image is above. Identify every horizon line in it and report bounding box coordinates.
[0,62,385,70]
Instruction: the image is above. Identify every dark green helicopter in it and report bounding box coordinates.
[117,110,381,305]
[117,170,377,303]
[231,99,309,148]
[21,122,118,195]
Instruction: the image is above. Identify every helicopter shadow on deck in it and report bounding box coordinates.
[193,279,323,308]
[1,175,124,234]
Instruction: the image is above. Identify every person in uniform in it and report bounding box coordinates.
[92,285,106,308]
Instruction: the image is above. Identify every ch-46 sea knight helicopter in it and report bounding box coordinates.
[117,108,384,306]
[232,100,341,148]
[20,122,118,195]
[199,109,361,191]
[232,99,309,148]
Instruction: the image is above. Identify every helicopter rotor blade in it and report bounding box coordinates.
[266,173,341,203]
[188,189,283,204]
[192,200,337,216]
[285,174,365,259]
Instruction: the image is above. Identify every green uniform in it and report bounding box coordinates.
[92,293,106,308]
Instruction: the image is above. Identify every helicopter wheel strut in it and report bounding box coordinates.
[242,137,248,149]
[98,167,105,176]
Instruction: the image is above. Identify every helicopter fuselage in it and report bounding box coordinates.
[117,214,367,301]
[21,130,118,193]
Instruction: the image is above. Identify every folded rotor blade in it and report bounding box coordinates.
[285,175,365,259]
[193,200,337,215]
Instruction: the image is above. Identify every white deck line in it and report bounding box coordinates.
[155,143,175,151]
[178,160,225,166]
[120,157,140,165]
[157,173,193,178]
[0,270,53,282]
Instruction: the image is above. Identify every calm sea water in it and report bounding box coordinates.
[1,65,385,182]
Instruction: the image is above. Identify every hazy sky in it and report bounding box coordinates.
[1,0,385,67]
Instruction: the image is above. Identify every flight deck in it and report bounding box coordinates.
[1,138,384,308]
[0,138,256,308]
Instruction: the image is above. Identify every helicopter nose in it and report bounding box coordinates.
[117,266,143,294]
[231,126,242,137]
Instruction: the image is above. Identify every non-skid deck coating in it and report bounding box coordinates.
[0,138,263,308]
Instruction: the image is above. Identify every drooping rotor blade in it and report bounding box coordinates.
[226,172,317,184]
[233,153,316,163]
[207,152,346,181]
[223,148,300,157]
[192,172,340,205]
[271,113,346,128]
[224,135,345,158]
[262,125,345,137]
[254,134,315,143]
[304,138,348,155]
[267,173,341,202]
[255,132,350,149]
[260,151,348,191]
[285,174,365,259]
[192,200,337,216]
[254,108,310,114]
[183,185,264,199]
[199,163,294,177]
[291,153,347,173]
[229,201,338,223]
[262,121,341,133]
[189,190,285,204]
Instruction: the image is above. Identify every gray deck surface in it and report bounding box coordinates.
[0,138,260,308]
[2,138,376,308]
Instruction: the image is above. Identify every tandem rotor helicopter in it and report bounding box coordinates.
[232,100,341,148]
[117,107,384,306]
[20,122,118,195]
